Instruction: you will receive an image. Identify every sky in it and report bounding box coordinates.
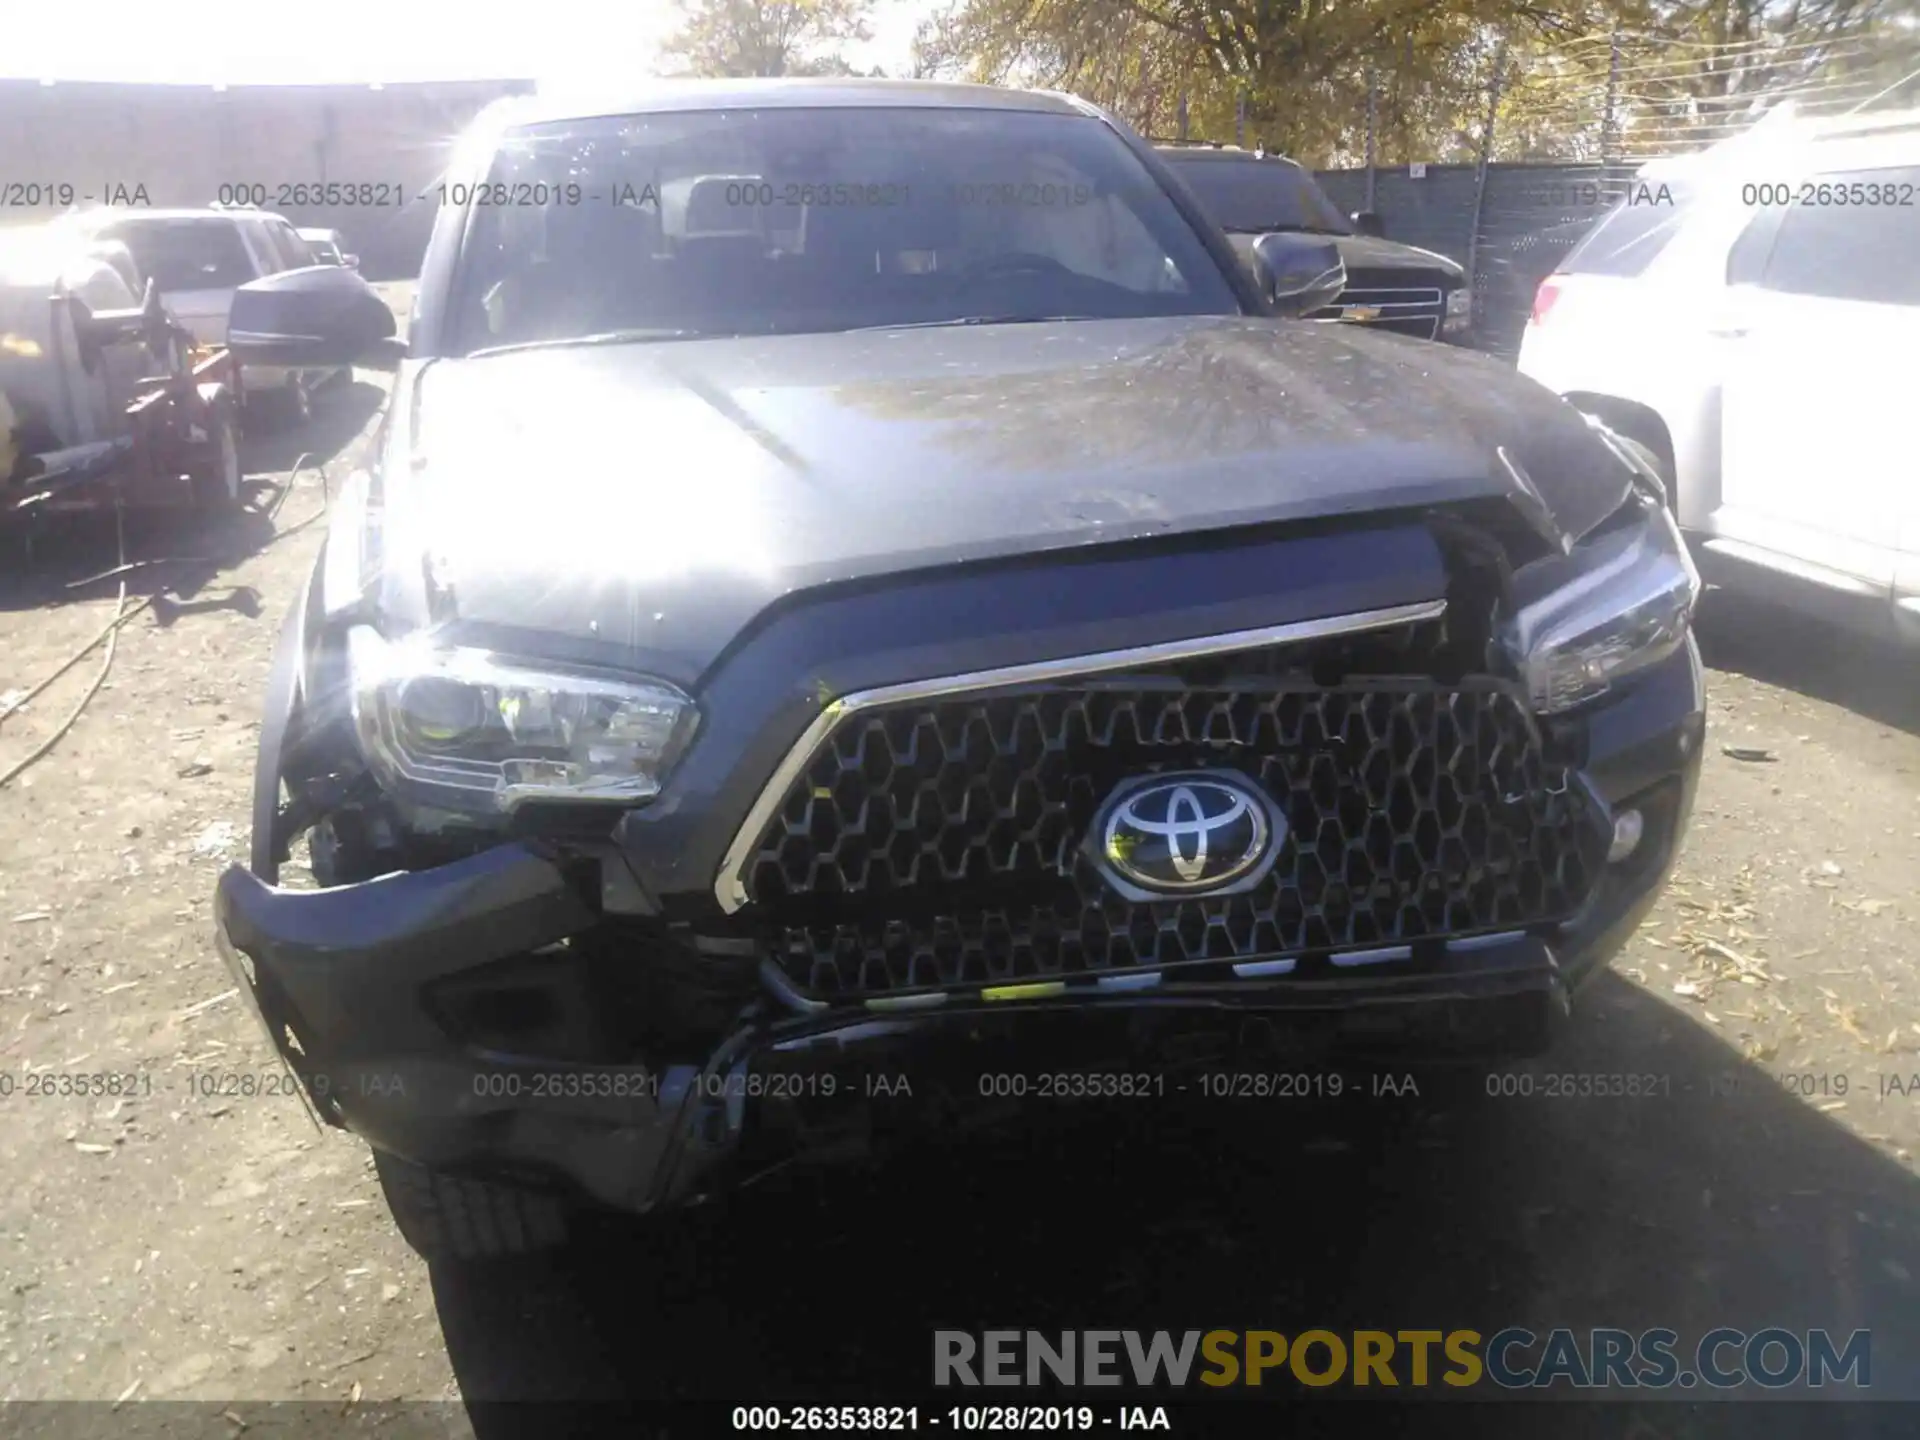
[1,0,943,85]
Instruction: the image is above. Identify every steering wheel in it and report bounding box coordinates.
[952,251,1080,288]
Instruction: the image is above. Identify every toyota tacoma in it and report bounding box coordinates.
[213,79,1705,1261]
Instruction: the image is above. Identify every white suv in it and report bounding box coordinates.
[1518,108,1920,643]
[56,207,346,432]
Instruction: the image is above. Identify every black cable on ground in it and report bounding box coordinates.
[65,557,217,590]
[0,505,133,788]
[1,461,335,777]
[265,452,317,524]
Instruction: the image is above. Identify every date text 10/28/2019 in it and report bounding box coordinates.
[731,1406,1172,1431]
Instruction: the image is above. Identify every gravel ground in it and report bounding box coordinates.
[1,331,1917,1435]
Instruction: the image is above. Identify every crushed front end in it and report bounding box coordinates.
[215,491,1705,1220]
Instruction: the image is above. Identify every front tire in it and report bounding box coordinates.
[372,1149,572,1261]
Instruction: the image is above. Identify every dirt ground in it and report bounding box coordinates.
[2,318,1919,1433]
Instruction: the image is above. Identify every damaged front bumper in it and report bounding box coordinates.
[213,739,1698,1216]
[214,845,733,1215]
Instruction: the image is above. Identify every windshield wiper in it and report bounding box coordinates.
[466,327,713,358]
[844,314,1101,333]
[1223,223,1348,237]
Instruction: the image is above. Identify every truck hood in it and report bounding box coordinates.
[383,314,1630,679]
[1224,232,1463,284]
[1329,232,1465,279]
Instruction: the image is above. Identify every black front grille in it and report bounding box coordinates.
[1314,284,1445,340]
[737,650,1605,999]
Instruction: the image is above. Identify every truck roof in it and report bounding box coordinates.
[58,207,296,230]
[477,78,1094,131]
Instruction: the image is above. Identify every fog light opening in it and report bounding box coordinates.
[1608,808,1645,864]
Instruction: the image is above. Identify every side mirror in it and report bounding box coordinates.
[228,265,399,369]
[343,254,361,271]
[1350,210,1386,238]
[1250,233,1347,318]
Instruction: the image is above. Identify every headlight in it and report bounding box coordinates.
[1443,287,1472,329]
[347,629,699,812]
[1500,495,1700,714]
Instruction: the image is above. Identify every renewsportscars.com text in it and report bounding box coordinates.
[933,1328,1871,1390]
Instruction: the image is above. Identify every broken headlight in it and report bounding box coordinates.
[1500,492,1700,714]
[347,628,698,812]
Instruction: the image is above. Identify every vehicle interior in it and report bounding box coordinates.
[453,109,1242,351]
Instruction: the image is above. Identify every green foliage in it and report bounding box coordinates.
[663,0,878,78]
[912,0,1912,163]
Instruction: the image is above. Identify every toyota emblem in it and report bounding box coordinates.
[1092,771,1285,898]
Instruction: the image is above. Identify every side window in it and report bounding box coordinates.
[271,222,314,270]
[1759,166,1920,305]
[235,220,279,277]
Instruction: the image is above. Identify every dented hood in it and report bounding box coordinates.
[382,314,1631,680]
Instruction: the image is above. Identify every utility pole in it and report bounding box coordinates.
[1235,90,1246,147]
[1177,90,1189,141]
[1601,27,1625,198]
[1464,38,1509,302]
[1365,66,1379,210]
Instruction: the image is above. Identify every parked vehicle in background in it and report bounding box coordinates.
[1157,142,1474,343]
[0,225,242,521]
[213,80,1704,1265]
[53,207,345,433]
[1518,106,1920,644]
[298,227,359,269]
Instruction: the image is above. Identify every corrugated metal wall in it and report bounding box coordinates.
[0,79,533,280]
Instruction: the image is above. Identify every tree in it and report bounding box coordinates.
[910,0,1624,163]
[1606,0,1920,152]
[909,0,1906,164]
[662,0,878,79]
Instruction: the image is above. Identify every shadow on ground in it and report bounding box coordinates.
[0,378,382,617]
[237,376,385,479]
[1696,589,1920,738]
[426,971,1920,1435]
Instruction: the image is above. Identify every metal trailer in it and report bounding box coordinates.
[2,282,243,548]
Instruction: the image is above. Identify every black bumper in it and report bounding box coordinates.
[214,631,1702,1215]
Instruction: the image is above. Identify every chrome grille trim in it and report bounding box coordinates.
[710,599,1450,913]
[1313,286,1445,340]
[1332,286,1445,311]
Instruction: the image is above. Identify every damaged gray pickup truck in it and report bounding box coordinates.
[213,79,1705,1261]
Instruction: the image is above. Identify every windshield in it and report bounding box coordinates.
[1163,155,1354,235]
[449,107,1244,353]
[94,218,255,291]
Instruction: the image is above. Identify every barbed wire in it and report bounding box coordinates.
[1154,14,1913,167]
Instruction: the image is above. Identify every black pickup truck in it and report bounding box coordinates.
[1157,144,1473,344]
[214,79,1702,1263]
